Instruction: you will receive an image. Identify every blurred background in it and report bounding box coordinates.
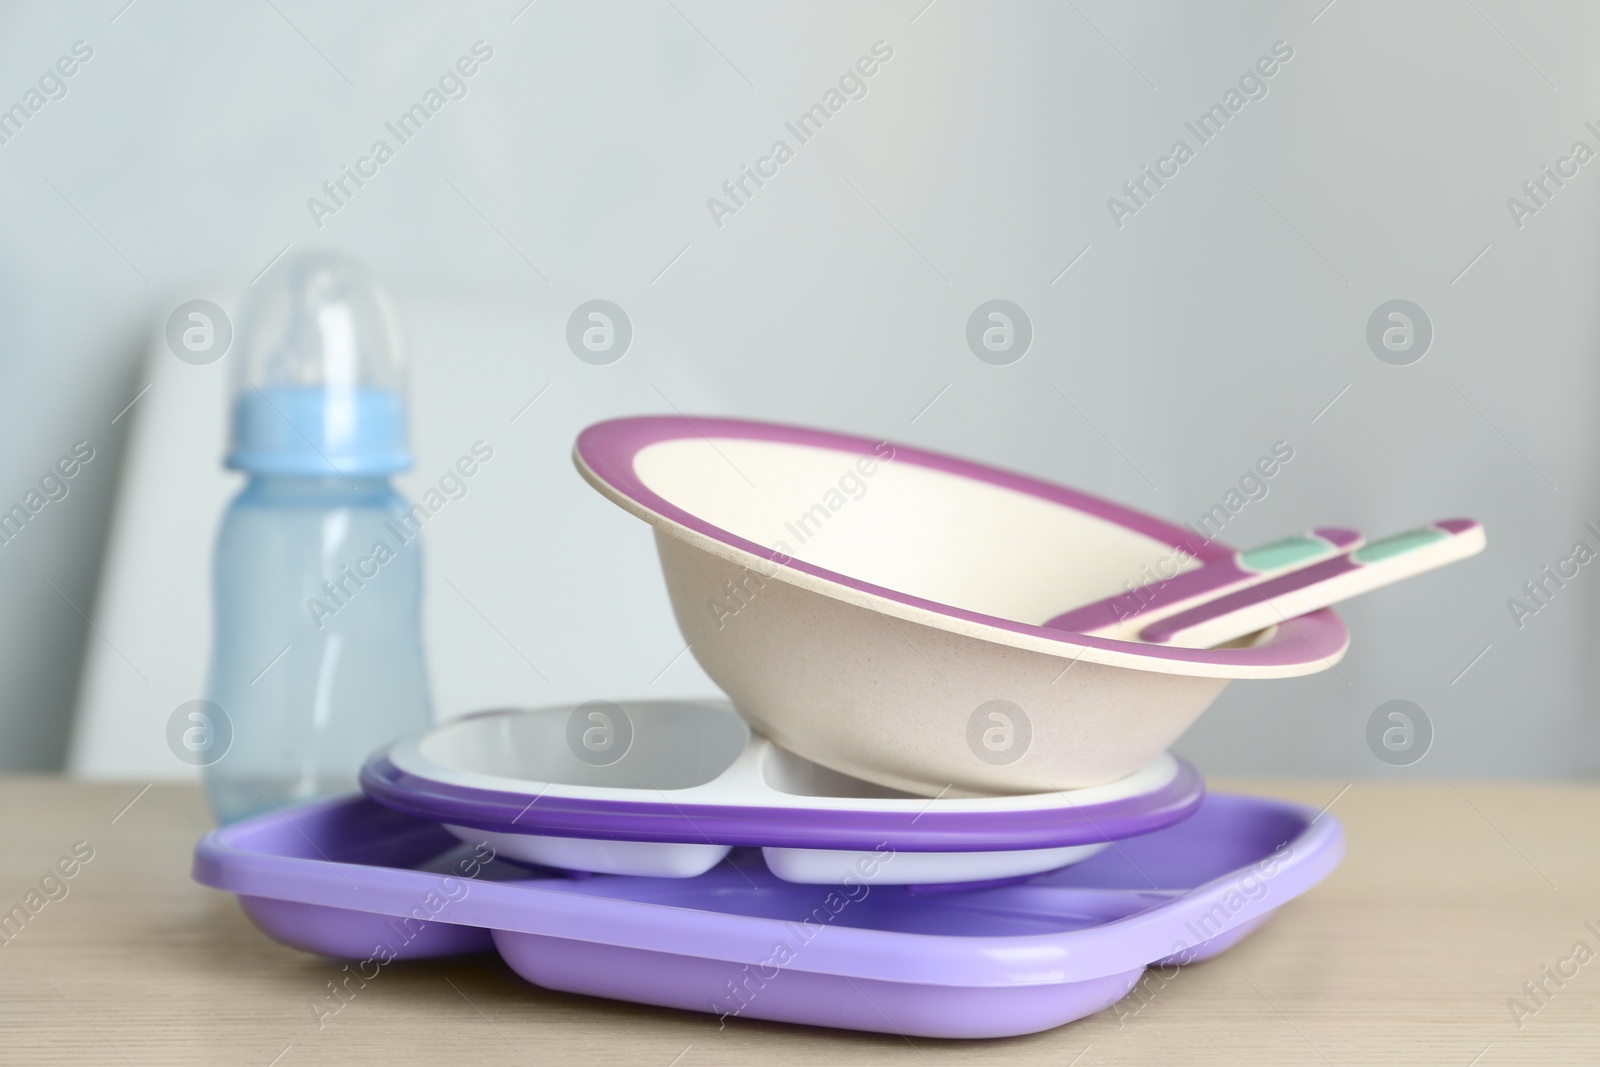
[1,0,1594,781]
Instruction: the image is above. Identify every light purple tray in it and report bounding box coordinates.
[192,792,1342,1040]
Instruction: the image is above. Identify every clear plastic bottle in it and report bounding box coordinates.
[204,250,432,823]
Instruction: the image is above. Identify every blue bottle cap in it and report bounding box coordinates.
[227,250,413,475]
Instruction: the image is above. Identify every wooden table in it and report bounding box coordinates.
[0,778,1594,1065]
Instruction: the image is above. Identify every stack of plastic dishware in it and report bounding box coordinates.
[191,416,1384,1038]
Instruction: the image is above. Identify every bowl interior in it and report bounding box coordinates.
[417,702,750,791]
[634,437,1195,626]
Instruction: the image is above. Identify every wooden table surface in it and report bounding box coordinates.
[0,777,1595,1066]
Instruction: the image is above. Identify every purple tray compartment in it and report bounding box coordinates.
[493,932,1145,1038]
[241,896,496,959]
[193,792,1342,1039]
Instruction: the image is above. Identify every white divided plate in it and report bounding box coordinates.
[360,700,1204,886]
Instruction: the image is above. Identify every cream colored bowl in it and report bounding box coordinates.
[575,416,1347,796]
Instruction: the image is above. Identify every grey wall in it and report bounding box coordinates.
[1,0,1595,777]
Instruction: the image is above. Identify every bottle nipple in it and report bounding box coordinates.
[226,250,412,475]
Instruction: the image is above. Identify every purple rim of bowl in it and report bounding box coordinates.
[359,754,1206,852]
[572,415,1350,674]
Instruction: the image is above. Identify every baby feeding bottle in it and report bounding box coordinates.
[203,250,432,823]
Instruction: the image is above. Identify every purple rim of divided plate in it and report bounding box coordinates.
[573,415,1350,671]
[191,792,1344,1040]
[359,754,1206,852]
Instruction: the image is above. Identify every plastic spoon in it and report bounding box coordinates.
[1139,518,1485,648]
[1045,527,1364,640]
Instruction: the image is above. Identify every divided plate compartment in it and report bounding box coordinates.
[359,700,1206,885]
[192,791,1343,1040]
